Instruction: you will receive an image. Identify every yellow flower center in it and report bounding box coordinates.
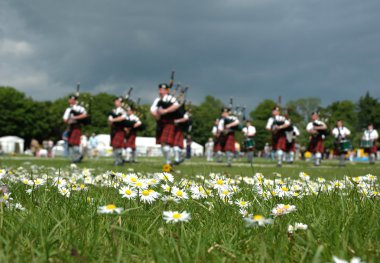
[125,189,132,195]
[131,177,137,182]
[253,215,264,220]
[284,205,290,209]
[106,204,116,210]
[142,190,149,196]
[173,213,182,219]
[136,182,143,187]
[222,190,229,195]
[217,179,224,185]
[176,190,183,197]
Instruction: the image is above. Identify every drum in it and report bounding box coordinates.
[360,140,373,148]
[339,140,351,152]
[244,138,255,150]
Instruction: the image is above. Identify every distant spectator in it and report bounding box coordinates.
[205,138,214,161]
[89,133,98,159]
[62,129,69,157]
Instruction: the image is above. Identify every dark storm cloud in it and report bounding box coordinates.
[1,0,380,112]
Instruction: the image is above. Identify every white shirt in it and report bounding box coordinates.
[218,116,239,131]
[126,113,142,125]
[306,120,326,132]
[63,104,87,122]
[150,94,179,113]
[242,125,256,137]
[332,127,351,139]
[108,107,127,121]
[363,129,379,141]
[212,125,218,136]
[266,115,289,130]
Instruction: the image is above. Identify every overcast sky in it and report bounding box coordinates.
[1,0,380,112]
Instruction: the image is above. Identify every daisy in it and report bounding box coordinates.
[332,256,364,263]
[139,189,160,204]
[97,204,123,214]
[58,187,71,197]
[271,204,296,217]
[163,211,191,223]
[235,199,250,209]
[299,172,310,181]
[243,214,273,227]
[171,186,189,200]
[157,173,174,183]
[119,186,137,199]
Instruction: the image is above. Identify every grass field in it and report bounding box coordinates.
[0,155,379,262]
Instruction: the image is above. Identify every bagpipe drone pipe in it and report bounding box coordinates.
[71,83,92,125]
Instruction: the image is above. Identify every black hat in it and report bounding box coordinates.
[114,96,123,102]
[272,106,280,111]
[221,107,231,113]
[69,95,78,100]
[158,83,170,89]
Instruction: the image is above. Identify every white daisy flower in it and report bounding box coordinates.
[119,186,137,199]
[139,189,160,204]
[244,214,273,227]
[163,211,191,223]
[271,204,296,217]
[97,204,123,214]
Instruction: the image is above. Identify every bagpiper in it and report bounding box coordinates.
[284,118,300,164]
[242,119,256,164]
[63,95,88,163]
[108,97,127,166]
[218,107,240,167]
[265,106,290,167]
[332,120,351,167]
[306,112,327,166]
[361,123,378,164]
[150,83,181,165]
[124,106,142,163]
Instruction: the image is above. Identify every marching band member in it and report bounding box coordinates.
[173,111,190,165]
[332,120,351,167]
[242,119,256,164]
[108,97,127,166]
[150,83,181,165]
[362,123,378,164]
[265,106,290,167]
[218,107,240,167]
[284,121,300,164]
[63,95,88,163]
[124,106,142,163]
[212,119,222,162]
[306,112,327,166]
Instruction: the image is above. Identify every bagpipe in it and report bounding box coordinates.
[121,87,146,131]
[158,70,192,133]
[312,121,329,137]
[71,83,92,125]
[222,98,244,132]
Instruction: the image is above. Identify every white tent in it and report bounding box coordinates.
[0,136,24,154]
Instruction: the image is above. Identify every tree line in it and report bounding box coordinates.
[0,86,379,151]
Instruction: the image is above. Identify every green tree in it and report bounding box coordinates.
[356,91,380,129]
[191,96,224,146]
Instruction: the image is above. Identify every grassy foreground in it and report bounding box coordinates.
[0,156,379,262]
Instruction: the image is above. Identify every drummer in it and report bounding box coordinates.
[362,123,378,164]
[242,119,256,164]
[332,120,351,167]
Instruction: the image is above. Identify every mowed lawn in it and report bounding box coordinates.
[0,155,379,262]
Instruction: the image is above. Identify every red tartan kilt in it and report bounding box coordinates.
[309,137,324,153]
[125,130,137,149]
[173,127,184,148]
[364,144,378,154]
[111,129,125,148]
[68,125,81,146]
[272,133,287,151]
[220,132,235,153]
[157,122,175,146]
